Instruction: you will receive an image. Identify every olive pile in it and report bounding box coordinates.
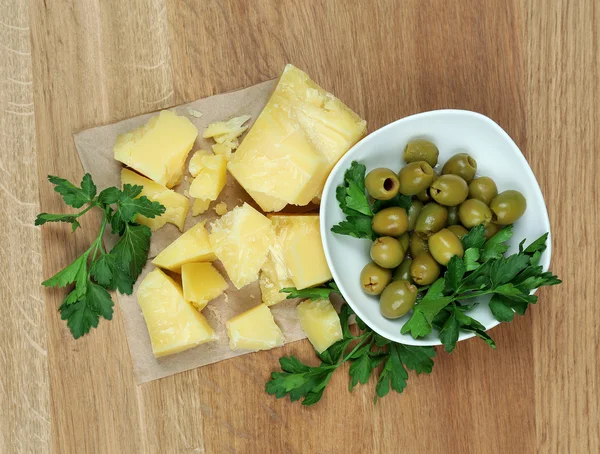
[360,139,527,319]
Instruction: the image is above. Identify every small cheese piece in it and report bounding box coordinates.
[296,299,343,353]
[181,263,228,311]
[209,203,274,289]
[192,198,211,216]
[270,215,332,290]
[259,255,294,306]
[188,149,212,177]
[226,303,284,351]
[152,221,216,272]
[137,268,216,357]
[188,154,227,201]
[203,115,251,143]
[121,168,189,231]
[246,189,288,213]
[227,64,367,211]
[212,143,233,159]
[114,110,198,188]
[214,202,228,216]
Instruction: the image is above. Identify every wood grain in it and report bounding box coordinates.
[0,0,595,452]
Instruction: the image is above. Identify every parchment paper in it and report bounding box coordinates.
[73,80,340,384]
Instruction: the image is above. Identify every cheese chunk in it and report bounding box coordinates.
[259,255,294,306]
[296,299,343,353]
[209,203,274,289]
[121,168,189,231]
[137,268,216,357]
[226,303,284,351]
[203,115,251,143]
[114,110,198,188]
[152,221,216,272]
[212,143,233,159]
[270,215,332,290]
[181,263,228,311]
[188,149,212,177]
[188,154,227,201]
[192,198,210,216]
[227,64,367,211]
[214,202,228,215]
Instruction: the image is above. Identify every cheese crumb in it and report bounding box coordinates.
[214,202,228,216]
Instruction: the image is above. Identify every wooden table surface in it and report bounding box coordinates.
[2,0,598,452]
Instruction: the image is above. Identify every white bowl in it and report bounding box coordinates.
[320,110,551,346]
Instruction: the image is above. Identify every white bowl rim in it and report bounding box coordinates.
[320,109,552,346]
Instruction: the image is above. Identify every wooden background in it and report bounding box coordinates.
[2,0,598,452]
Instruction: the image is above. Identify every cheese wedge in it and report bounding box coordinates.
[188,154,227,201]
[121,168,189,231]
[137,268,216,357]
[296,299,343,353]
[269,214,332,290]
[192,198,211,216]
[226,303,284,351]
[152,221,215,272]
[114,110,198,188]
[227,64,367,211]
[209,203,275,289]
[181,263,228,311]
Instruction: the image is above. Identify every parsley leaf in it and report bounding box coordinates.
[372,193,412,213]
[37,174,163,338]
[401,279,453,338]
[445,255,466,291]
[281,281,340,300]
[480,225,513,261]
[461,224,487,249]
[463,247,481,271]
[330,215,375,240]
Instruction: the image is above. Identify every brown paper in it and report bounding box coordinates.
[73,80,339,384]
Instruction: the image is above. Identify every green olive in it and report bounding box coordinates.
[458,199,492,228]
[410,252,441,285]
[360,262,392,295]
[490,190,527,225]
[379,280,418,319]
[398,232,410,252]
[409,232,429,257]
[430,174,469,206]
[403,139,439,167]
[428,228,465,265]
[407,200,424,230]
[447,224,469,240]
[447,206,460,226]
[370,236,405,269]
[484,223,501,239]
[416,171,439,202]
[393,258,413,283]
[414,202,448,236]
[398,161,435,195]
[371,207,408,236]
[468,176,498,205]
[365,168,400,200]
[442,152,477,182]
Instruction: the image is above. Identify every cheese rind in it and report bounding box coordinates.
[188,154,227,201]
[114,110,198,188]
[227,64,367,210]
[121,168,189,231]
[296,299,343,353]
[152,221,216,272]
[181,263,228,311]
[269,214,332,290]
[137,268,216,357]
[209,203,274,289]
[226,303,284,351]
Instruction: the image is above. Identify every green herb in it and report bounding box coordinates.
[280,281,340,300]
[331,161,412,240]
[267,288,436,405]
[36,174,165,338]
[402,225,561,352]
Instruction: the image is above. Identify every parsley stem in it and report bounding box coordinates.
[90,216,108,262]
[340,333,373,364]
[74,202,96,219]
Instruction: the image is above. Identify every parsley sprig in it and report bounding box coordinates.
[36,174,165,338]
[332,161,411,240]
[265,284,436,405]
[402,225,561,352]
